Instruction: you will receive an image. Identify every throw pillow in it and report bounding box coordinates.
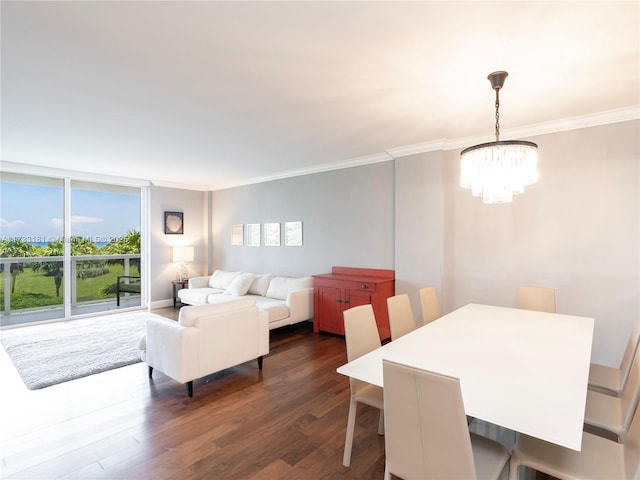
[248,273,273,296]
[224,273,256,296]
[208,270,240,289]
[266,276,313,300]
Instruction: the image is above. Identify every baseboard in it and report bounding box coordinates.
[149,299,174,310]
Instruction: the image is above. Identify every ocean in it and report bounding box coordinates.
[29,242,109,249]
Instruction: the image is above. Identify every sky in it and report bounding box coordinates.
[0,181,140,243]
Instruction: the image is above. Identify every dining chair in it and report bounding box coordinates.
[387,294,417,340]
[516,286,556,313]
[589,313,640,397]
[583,342,640,443]
[342,304,384,467]
[509,385,640,480]
[419,286,442,324]
[382,359,510,480]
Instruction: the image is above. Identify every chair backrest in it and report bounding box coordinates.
[383,359,476,479]
[344,304,382,393]
[624,396,640,478]
[620,343,640,443]
[516,286,556,313]
[619,314,640,390]
[419,286,442,325]
[387,294,417,340]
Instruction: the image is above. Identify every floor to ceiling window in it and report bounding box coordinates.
[0,173,65,325]
[0,171,147,327]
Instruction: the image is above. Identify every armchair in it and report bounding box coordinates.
[140,297,269,396]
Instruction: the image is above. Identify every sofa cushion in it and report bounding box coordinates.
[266,276,313,300]
[224,273,256,296]
[206,294,248,306]
[254,297,290,323]
[179,298,256,327]
[179,287,218,305]
[208,270,240,290]
[248,273,273,296]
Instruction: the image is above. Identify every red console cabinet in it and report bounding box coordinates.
[313,266,395,341]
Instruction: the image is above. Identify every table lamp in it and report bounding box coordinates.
[172,246,194,281]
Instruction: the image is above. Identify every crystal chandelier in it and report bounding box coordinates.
[460,71,538,203]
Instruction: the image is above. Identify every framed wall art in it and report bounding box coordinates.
[285,221,303,246]
[264,223,280,246]
[231,224,244,245]
[246,223,261,246]
[164,211,184,235]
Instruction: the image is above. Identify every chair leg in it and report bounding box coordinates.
[343,396,358,467]
[186,381,193,397]
[148,366,153,378]
[509,456,520,480]
[257,355,263,370]
[378,409,385,435]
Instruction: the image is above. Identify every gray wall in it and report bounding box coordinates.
[394,150,445,303]
[396,120,639,367]
[150,120,638,367]
[149,185,207,303]
[209,161,395,277]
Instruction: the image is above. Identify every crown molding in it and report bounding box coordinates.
[214,105,640,190]
[387,106,640,157]
[386,139,449,158]
[0,161,150,187]
[151,179,209,191]
[209,151,394,191]
[4,106,637,192]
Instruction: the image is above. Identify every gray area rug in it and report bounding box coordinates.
[0,311,157,390]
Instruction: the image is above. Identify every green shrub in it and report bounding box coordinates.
[77,265,110,279]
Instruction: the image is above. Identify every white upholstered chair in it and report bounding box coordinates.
[383,359,510,480]
[516,286,556,313]
[387,294,417,340]
[510,386,640,479]
[342,304,384,467]
[419,286,441,325]
[589,313,640,397]
[140,298,269,397]
[583,342,640,443]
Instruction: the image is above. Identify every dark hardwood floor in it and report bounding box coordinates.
[0,309,386,479]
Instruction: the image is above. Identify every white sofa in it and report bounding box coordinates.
[178,270,314,330]
[140,298,269,397]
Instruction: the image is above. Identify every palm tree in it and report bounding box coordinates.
[70,236,99,256]
[32,240,64,297]
[70,236,109,280]
[0,239,36,293]
[102,230,140,254]
[103,230,141,271]
[33,236,105,295]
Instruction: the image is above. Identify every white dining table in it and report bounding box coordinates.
[336,303,594,451]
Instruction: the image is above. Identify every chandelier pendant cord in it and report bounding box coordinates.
[495,89,500,142]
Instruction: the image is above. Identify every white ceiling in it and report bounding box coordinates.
[1,1,639,190]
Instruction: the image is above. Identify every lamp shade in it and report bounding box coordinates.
[172,246,194,263]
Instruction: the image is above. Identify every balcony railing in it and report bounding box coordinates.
[0,254,141,327]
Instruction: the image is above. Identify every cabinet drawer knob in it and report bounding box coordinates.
[361,284,369,289]
[336,299,343,303]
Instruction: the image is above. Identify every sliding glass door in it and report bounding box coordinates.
[69,180,142,316]
[0,172,146,327]
[0,173,65,325]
